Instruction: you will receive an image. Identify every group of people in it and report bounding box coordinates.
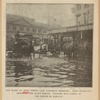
[13,31,90,60]
[14,32,48,59]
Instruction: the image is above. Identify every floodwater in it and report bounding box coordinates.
[6,54,92,87]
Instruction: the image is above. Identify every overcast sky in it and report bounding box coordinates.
[7,4,76,27]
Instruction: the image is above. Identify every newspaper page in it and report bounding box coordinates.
[2,0,99,100]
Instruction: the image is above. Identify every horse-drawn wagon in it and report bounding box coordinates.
[48,33,74,57]
[47,31,92,61]
[7,32,48,59]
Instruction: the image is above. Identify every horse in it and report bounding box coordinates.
[13,39,48,59]
[76,41,92,61]
[63,41,74,60]
[30,42,48,59]
[12,39,35,58]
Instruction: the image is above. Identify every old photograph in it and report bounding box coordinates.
[6,3,93,87]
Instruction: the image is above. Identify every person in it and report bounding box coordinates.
[40,41,43,50]
[29,40,35,59]
[15,31,20,41]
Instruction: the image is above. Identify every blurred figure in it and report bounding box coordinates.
[29,40,35,59]
[15,31,20,41]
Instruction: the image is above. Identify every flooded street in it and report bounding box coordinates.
[6,54,92,87]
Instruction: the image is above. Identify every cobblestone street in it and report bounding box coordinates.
[6,54,92,87]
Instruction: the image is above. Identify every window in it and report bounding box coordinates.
[27,27,30,31]
[89,12,93,23]
[32,27,36,32]
[77,21,80,25]
[76,14,81,25]
[20,26,24,31]
[38,28,42,33]
[77,4,81,10]
[84,4,89,8]
[43,30,46,33]
[83,13,89,24]
[41,29,43,33]
[13,26,16,30]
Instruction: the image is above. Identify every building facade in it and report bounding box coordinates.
[47,4,93,49]
[6,14,50,50]
[6,14,48,38]
[72,4,94,25]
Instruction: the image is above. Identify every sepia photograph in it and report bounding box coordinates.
[6,3,93,87]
